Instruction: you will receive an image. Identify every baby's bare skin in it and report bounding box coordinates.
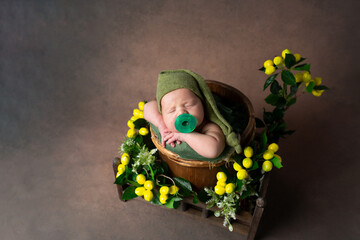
[143,88,225,158]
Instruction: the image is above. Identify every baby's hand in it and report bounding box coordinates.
[163,132,183,148]
[158,125,171,147]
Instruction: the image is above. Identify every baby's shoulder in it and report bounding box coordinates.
[201,122,223,134]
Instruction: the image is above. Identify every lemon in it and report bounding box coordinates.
[120,153,130,165]
[263,150,274,160]
[127,120,135,129]
[312,89,324,97]
[214,185,225,195]
[136,174,146,185]
[116,171,123,178]
[233,162,242,171]
[264,66,276,75]
[314,77,322,86]
[159,194,168,204]
[264,60,274,68]
[282,49,291,58]
[216,172,227,182]
[133,109,141,117]
[273,56,282,65]
[144,190,153,201]
[144,180,154,190]
[268,143,279,153]
[295,72,303,83]
[302,71,312,83]
[127,128,137,138]
[117,164,126,174]
[139,127,149,136]
[169,185,179,195]
[242,158,253,169]
[130,116,138,122]
[294,53,301,62]
[262,161,273,172]
[138,111,144,119]
[135,187,146,196]
[244,146,254,158]
[217,181,226,187]
[138,101,145,111]
[160,186,170,195]
[274,154,282,162]
[225,183,235,194]
[237,169,248,180]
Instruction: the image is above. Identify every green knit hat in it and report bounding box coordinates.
[156,69,242,154]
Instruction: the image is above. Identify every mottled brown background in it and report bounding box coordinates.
[1,0,359,239]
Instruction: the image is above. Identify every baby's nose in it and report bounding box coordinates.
[178,108,188,115]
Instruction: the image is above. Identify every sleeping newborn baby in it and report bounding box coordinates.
[143,69,242,159]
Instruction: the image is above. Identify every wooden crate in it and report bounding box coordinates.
[113,157,270,240]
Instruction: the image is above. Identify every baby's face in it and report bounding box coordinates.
[161,88,204,132]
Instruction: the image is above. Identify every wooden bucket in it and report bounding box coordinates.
[150,80,256,191]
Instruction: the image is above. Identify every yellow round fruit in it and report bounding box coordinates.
[302,71,312,83]
[237,169,248,180]
[273,56,282,65]
[135,187,146,196]
[160,186,170,195]
[159,194,168,204]
[127,128,137,138]
[312,89,324,97]
[262,161,273,172]
[144,180,154,190]
[138,111,144,118]
[268,143,279,153]
[295,72,303,83]
[225,183,235,194]
[294,53,301,62]
[274,154,282,162]
[216,172,227,182]
[305,80,314,87]
[130,116,138,122]
[265,66,276,75]
[121,153,130,165]
[244,146,254,158]
[139,127,149,136]
[264,60,274,68]
[117,164,126,174]
[242,158,253,169]
[217,181,226,187]
[136,174,146,185]
[263,150,274,160]
[116,171,124,178]
[169,185,179,195]
[214,185,225,195]
[143,190,153,201]
[138,101,145,111]
[127,120,135,129]
[314,77,322,86]
[282,49,291,58]
[133,108,141,117]
[233,162,242,171]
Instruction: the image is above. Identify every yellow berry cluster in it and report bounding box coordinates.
[263,49,300,75]
[135,174,154,201]
[159,185,179,204]
[262,143,282,172]
[116,153,130,177]
[295,72,324,97]
[214,172,235,195]
[127,101,149,138]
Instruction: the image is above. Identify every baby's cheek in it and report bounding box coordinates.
[163,115,177,132]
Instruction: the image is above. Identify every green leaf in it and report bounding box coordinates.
[198,189,211,202]
[114,172,126,185]
[248,160,259,171]
[281,70,296,86]
[271,156,283,169]
[150,193,162,205]
[263,110,274,124]
[121,186,138,201]
[264,73,278,90]
[287,97,297,107]
[236,179,244,192]
[255,117,265,128]
[276,97,287,109]
[133,118,148,129]
[259,66,265,72]
[174,177,192,196]
[273,108,284,121]
[270,80,282,94]
[192,192,199,204]
[294,63,311,72]
[260,131,267,151]
[306,81,316,93]
[265,93,280,106]
[165,196,182,209]
[313,85,329,90]
[285,53,296,69]
[289,84,299,97]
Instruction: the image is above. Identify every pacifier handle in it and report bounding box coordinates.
[174,114,197,133]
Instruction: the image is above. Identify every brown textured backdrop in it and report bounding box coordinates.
[1,0,359,239]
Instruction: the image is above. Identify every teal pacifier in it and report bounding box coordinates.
[175,114,197,133]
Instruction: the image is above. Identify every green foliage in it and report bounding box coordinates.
[121,186,138,201]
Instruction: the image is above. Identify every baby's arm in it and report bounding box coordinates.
[143,101,171,147]
[163,123,225,158]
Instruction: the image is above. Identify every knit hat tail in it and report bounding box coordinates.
[157,69,242,154]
